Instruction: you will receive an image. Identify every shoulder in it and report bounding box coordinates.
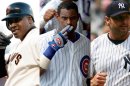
[27,28,39,39]
[30,28,39,34]
[29,30,55,53]
[40,30,55,37]
[24,28,39,46]
[91,33,108,49]
[78,32,90,42]
[75,32,90,46]
[38,30,56,43]
[91,33,108,43]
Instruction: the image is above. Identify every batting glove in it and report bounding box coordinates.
[43,25,73,60]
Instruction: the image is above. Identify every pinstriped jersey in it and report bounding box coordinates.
[40,29,90,86]
[91,33,130,86]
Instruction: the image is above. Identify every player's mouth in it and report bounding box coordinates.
[121,26,127,28]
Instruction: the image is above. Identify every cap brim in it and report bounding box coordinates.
[110,11,129,17]
[2,14,26,21]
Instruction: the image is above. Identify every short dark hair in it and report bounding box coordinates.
[57,1,78,15]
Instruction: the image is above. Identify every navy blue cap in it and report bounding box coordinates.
[106,1,129,17]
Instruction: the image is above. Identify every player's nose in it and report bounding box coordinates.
[66,19,71,25]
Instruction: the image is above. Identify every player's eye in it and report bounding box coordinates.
[61,17,68,20]
[70,16,78,20]
[7,17,23,24]
[111,15,129,21]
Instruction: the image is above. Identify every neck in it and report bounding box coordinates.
[20,26,36,41]
[68,32,76,41]
[108,32,129,40]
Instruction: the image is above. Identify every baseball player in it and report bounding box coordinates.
[40,0,76,29]
[91,1,130,86]
[39,0,90,38]
[40,1,90,86]
[0,2,45,86]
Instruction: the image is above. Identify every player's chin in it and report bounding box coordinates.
[13,35,19,39]
[13,34,20,39]
[119,31,128,36]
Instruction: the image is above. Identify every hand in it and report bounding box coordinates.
[43,25,73,60]
[49,25,73,51]
[91,72,107,86]
[0,32,13,49]
[44,9,56,22]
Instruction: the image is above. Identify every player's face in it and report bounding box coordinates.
[56,8,79,32]
[6,16,32,40]
[105,13,129,39]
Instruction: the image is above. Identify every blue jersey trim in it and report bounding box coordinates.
[71,32,80,43]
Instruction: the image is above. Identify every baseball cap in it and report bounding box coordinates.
[106,1,129,17]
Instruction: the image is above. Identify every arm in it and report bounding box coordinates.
[0,49,7,78]
[40,0,57,29]
[40,25,73,73]
[40,9,56,34]
[40,0,62,32]
[0,32,12,78]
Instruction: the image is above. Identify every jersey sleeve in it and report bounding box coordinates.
[33,36,48,70]
[34,33,55,70]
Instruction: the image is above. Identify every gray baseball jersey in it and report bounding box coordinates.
[40,29,90,86]
[91,33,130,86]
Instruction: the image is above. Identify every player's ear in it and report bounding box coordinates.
[105,16,110,26]
[27,16,33,24]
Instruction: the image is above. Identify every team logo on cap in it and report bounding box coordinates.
[80,55,90,78]
[118,3,125,9]
[6,6,21,15]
